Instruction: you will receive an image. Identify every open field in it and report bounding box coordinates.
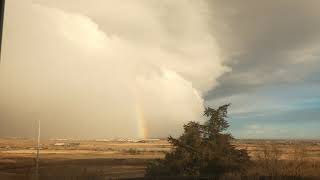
[0,138,320,179]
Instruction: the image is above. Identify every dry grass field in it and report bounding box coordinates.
[0,138,319,179]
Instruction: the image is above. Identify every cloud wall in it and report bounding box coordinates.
[0,0,228,138]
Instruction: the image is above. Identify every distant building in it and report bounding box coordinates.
[54,143,65,146]
[53,142,80,147]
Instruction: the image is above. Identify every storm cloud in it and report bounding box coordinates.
[206,0,320,99]
[0,0,228,138]
[204,0,320,138]
[1,0,319,139]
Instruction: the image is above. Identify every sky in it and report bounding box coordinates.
[0,0,319,139]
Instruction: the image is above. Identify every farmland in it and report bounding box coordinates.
[0,138,320,179]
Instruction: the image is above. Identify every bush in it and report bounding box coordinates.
[127,148,140,155]
[145,104,251,177]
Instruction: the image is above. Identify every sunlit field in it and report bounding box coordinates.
[1,138,320,179]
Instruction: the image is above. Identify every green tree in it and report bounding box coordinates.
[145,104,250,177]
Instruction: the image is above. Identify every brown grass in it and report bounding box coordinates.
[0,138,319,178]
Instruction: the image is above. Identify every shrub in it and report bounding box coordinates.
[146,104,251,177]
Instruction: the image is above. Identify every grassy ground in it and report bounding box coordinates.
[0,138,319,178]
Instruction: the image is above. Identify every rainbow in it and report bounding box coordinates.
[135,100,148,139]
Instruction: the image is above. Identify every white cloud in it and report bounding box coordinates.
[0,0,228,138]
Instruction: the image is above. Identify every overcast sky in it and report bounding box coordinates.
[0,0,319,139]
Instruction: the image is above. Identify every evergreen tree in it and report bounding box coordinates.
[146,104,250,177]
